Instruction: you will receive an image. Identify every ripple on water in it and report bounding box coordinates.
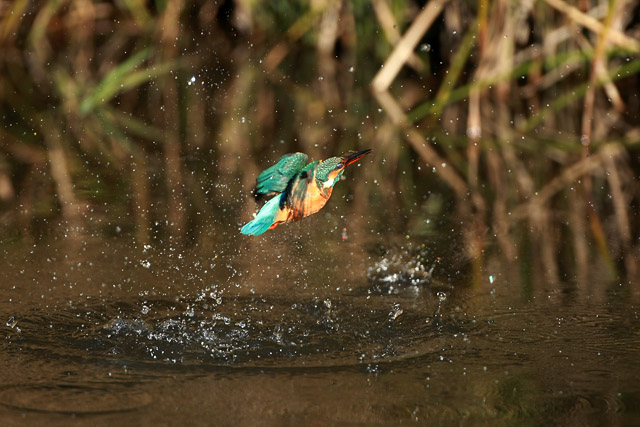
[0,384,152,414]
[3,290,468,371]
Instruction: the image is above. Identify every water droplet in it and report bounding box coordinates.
[6,316,17,328]
[366,364,380,374]
[140,260,151,269]
[388,304,404,321]
[419,43,431,53]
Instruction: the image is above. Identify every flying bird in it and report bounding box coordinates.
[240,149,372,235]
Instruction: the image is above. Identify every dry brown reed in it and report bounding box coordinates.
[369,0,639,281]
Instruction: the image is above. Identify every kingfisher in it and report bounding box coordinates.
[241,149,372,235]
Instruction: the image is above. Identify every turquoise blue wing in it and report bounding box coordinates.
[283,161,319,221]
[240,193,284,235]
[254,152,308,200]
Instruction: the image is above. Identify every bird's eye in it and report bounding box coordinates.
[335,163,344,170]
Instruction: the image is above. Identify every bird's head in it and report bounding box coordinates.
[316,149,372,188]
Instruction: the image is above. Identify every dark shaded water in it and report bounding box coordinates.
[1,227,640,426]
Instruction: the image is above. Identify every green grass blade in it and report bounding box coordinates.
[79,48,159,115]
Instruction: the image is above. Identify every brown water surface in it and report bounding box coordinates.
[1,222,639,426]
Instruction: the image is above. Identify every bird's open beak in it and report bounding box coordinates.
[342,149,372,166]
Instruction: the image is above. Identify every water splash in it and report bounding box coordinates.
[367,244,441,294]
[387,304,404,322]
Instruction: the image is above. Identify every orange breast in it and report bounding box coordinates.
[298,184,332,217]
[268,184,332,230]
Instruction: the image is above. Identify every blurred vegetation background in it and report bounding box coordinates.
[0,0,639,281]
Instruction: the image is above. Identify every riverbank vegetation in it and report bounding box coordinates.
[1,0,638,282]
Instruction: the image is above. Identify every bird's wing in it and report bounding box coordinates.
[254,152,308,200]
[283,161,319,221]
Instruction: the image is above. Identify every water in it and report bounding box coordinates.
[1,229,640,426]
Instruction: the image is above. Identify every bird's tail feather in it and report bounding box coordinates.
[240,195,282,235]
